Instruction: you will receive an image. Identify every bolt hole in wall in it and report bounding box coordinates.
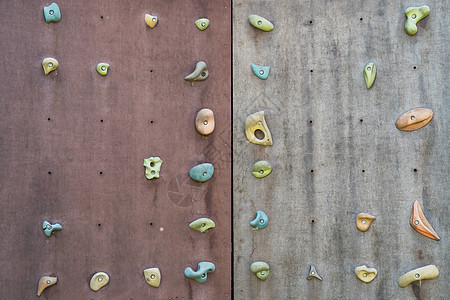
[100,16,103,19]
[310,70,313,73]
[150,120,154,124]
[360,17,363,21]
[362,170,365,173]
[309,120,313,124]
[311,219,315,223]
[254,129,265,140]
[48,171,52,174]
[47,118,51,121]
[150,69,153,73]
[360,119,364,122]
[100,119,103,123]
[99,171,103,175]
[98,224,101,227]
[150,223,153,226]
[413,66,417,69]
[414,168,418,172]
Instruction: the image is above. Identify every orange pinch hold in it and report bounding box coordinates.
[410,200,440,241]
[395,108,433,131]
[356,213,376,232]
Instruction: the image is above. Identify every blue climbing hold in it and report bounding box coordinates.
[251,64,270,80]
[43,3,61,23]
[250,210,269,229]
[184,262,215,283]
[189,163,214,182]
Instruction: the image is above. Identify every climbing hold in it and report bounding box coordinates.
[195,108,215,135]
[244,111,273,146]
[189,218,215,233]
[143,157,163,180]
[96,63,109,76]
[43,3,61,23]
[195,18,210,30]
[42,221,62,237]
[144,267,161,288]
[355,265,377,283]
[251,64,270,80]
[42,58,58,75]
[145,14,158,28]
[363,62,376,89]
[356,213,376,232]
[398,265,439,287]
[410,200,440,240]
[90,272,109,291]
[37,276,57,296]
[404,5,430,35]
[184,262,215,284]
[307,265,323,281]
[395,108,433,131]
[248,15,274,31]
[189,163,214,182]
[250,262,270,281]
[250,210,269,229]
[252,161,272,178]
[184,61,208,82]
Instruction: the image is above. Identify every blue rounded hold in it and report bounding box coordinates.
[189,163,214,182]
[250,210,269,229]
[251,64,270,80]
[44,3,61,23]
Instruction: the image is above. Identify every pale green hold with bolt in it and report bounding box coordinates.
[404,5,430,35]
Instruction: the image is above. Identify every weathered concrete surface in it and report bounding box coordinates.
[233,1,448,299]
[0,1,231,299]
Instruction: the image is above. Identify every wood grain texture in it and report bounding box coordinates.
[0,1,231,299]
[233,1,448,299]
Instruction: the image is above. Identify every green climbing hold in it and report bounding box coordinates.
[96,63,110,76]
[404,5,430,35]
[250,261,270,281]
[189,218,215,233]
[43,3,61,23]
[195,18,210,31]
[248,15,274,32]
[252,161,272,178]
[363,62,376,89]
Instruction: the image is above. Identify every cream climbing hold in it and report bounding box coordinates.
[90,272,109,291]
[96,63,109,76]
[355,265,377,283]
[252,161,272,178]
[145,14,158,28]
[244,111,273,146]
[195,18,210,30]
[307,265,323,281]
[250,261,270,281]
[144,267,161,287]
[143,157,163,179]
[363,62,376,89]
[195,108,215,135]
[356,213,376,232]
[398,265,439,287]
[184,61,208,82]
[42,58,58,75]
[189,218,215,233]
[404,5,430,35]
[248,15,274,31]
[395,108,433,131]
[37,276,57,296]
[410,200,440,240]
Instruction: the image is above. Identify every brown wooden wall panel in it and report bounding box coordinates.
[0,1,231,299]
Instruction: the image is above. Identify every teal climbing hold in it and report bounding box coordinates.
[189,163,214,182]
[43,221,62,237]
[250,210,269,229]
[184,262,215,283]
[251,64,270,80]
[43,3,61,23]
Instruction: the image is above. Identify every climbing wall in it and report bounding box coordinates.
[0,0,231,299]
[233,1,448,299]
